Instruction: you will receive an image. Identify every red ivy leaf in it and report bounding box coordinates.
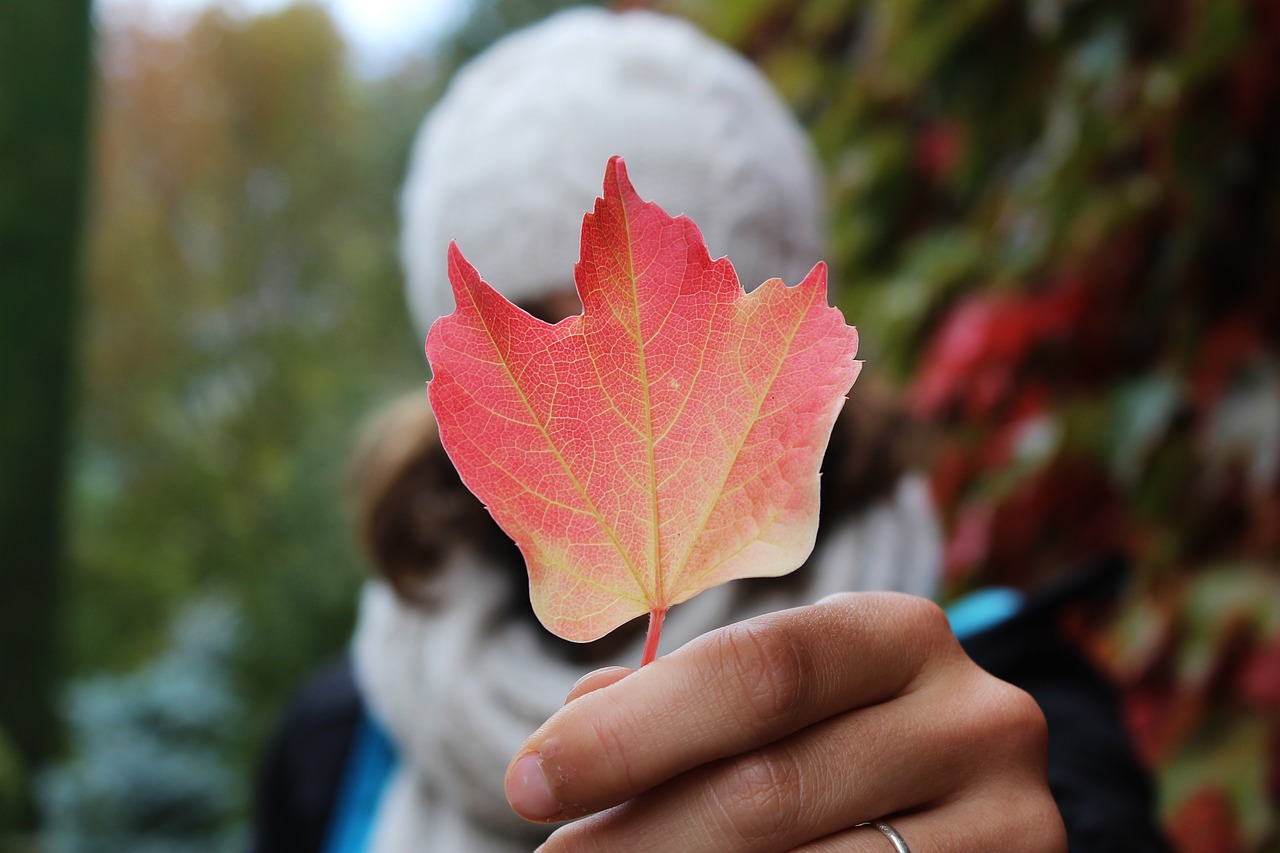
[425,157,860,660]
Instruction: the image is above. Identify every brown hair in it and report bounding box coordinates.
[347,392,520,605]
[350,380,919,606]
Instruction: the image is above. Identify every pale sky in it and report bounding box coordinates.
[95,0,469,74]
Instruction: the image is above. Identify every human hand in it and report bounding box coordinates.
[504,593,1067,852]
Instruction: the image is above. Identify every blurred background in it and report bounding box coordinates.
[1,0,1276,850]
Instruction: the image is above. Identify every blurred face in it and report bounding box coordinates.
[519,289,581,325]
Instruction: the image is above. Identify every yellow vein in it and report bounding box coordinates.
[667,284,821,595]
[451,428,597,516]
[459,273,649,598]
[682,499,789,595]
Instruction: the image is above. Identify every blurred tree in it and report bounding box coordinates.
[65,0,628,840]
[38,598,246,852]
[71,3,434,774]
[0,0,92,830]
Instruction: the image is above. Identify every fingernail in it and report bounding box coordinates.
[565,665,630,704]
[506,753,561,820]
[570,666,614,694]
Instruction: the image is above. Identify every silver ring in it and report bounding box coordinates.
[856,820,911,853]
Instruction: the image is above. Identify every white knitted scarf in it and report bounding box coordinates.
[352,475,941,853]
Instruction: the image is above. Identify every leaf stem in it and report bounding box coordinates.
[640,607,668,667]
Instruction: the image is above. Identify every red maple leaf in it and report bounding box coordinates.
[426,157,860,664]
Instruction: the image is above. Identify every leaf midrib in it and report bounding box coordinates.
[620,197,665,610]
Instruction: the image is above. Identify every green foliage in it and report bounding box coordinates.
[70,4,436,756]
[37,598,246,852]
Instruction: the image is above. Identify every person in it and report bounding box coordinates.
[253,9,1167,852]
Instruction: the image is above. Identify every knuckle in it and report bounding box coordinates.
[707,751,804,845]
[973,784,1066,853]
[899,594,956,651]
[715,620,808,731]
[1028,794,1069,852]
[996,681,1050,755]
[964,673,1049,762]
[1006,785,1068,851]
[906,592,952,632]
[892,594,963,688]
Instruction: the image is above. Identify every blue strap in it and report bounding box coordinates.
[324,711,399,853]
[946,587,1024,639]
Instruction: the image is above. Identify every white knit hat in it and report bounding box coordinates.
[401,7,826,337]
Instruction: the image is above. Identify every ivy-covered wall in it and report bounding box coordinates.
[652,1,1280,849]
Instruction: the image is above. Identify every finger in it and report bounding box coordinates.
[536,696,937,853]
[534,666,1043,853]
[505,593,961,821]
[565,666,633,704]
[792,784,1066,853]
